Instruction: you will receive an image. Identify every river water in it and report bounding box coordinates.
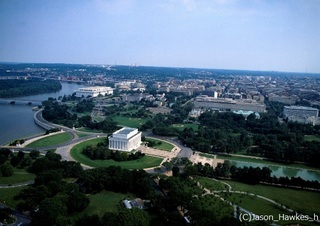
[0,82,84,145]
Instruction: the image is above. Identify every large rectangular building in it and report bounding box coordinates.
[283,106,319,119]
[75,86,113,97]
[108,127,142,152]
[193,95,266,113]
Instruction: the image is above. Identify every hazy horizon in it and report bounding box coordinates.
[1,0,319,73]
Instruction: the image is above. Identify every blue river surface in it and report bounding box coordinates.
[231,161,320,182]
[0,82,84,145]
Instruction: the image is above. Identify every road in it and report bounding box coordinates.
[0,203,31,226]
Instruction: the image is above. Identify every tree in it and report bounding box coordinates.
[29,150,40,159]
[172,166,180,177]
[117,208,150,226]
[32,196,68,226]
[0,163,14,177]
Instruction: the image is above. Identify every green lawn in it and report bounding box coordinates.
[113,116,148,128]
[220,192,295,224]
[223,180,320,216]
[171,123,199,131]
[304,135,320,142]
[75,191,133,218]
[26,132,72,148]
[70,138,163,169]
[145,138,174,151]
[0,186,26,208]
[199,153,215,159]
[196,177,227,191]
[77,127,103,133]
[0,172,35,185]
[193,195,233,221]
[75,132,91,138]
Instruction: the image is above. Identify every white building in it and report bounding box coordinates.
[108,127,142,152]
[283,106,319,118]
[75,86,113,97]
[283,106,319,125]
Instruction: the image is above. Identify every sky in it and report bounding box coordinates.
[0,0,319,73]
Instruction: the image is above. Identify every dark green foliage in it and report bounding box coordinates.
[0,208,13,223]
[0,79,62,98]
[0,163,14,177]
[75,209,150,226]
[75,99,95,113]
[178,109,320,166]
[15,152,89,223]
[29,150,40,159]
[77,166,152,196]
[82,143,145,161]
[0,148,12,164]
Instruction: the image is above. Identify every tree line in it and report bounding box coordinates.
[0,79,61,98]
[42,98,118,132]
[82,141,145,161]
[181,160,320,190]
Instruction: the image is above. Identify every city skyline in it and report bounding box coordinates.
[0,0,319,73]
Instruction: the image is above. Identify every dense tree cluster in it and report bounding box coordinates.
[0,79,61,98]
[75,208,150,226]
[42,98,119,132]
[82,142,145,161]
[177,108,320,166]
[75,99,95,113]
[16,152,88,225]
[77,166,152,196]
[0,149,40,178]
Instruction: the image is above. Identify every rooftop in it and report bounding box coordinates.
[115,127,136,135]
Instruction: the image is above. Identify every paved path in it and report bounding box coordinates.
[196,178,320,224]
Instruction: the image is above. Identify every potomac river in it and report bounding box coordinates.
[0,82,84,145]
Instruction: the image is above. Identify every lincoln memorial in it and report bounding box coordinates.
[108,127,142,152]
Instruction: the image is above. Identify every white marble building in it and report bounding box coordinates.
[108,127,142,152]
[75,86,113,97]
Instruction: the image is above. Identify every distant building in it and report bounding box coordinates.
[233,110,260,119]
[283,106,319,118]
[283,106,319,125]
[75,86,113,97]
[123,199,145,209]
[194,95,266,113]
[108,127,142,152]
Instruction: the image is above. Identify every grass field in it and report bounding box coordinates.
[0,172,35,185]
[171,123,199,131]
[223,180,320,216]
[193,195,234,221]
[26,132,72,148]
[0,186,25,208]
[70,191,135,223]
[196,177,227,191]
[70,138,163,169]
[220,192,297,224]
[199,153,215,159]
[77,191,133,218]
[75,132,91,138]
[196,178,320,225]
[145,138,174,151]
[77,127,103,133]
[304,135,320,142]
[113,116,148,128]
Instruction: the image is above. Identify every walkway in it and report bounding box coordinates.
[196,177,320,224]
